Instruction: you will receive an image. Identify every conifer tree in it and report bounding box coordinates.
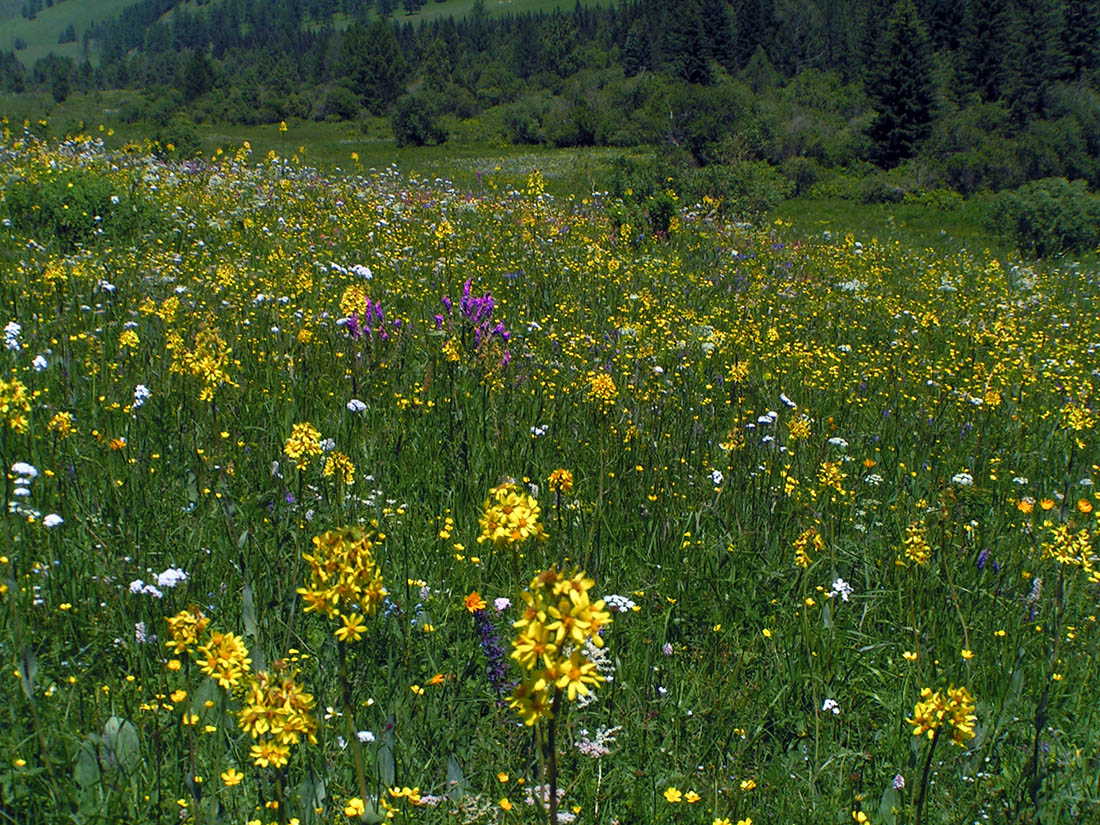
[670,0,712,84]
[1063,0,1100,81]
[866,0,936,167]
[700,0,738,74]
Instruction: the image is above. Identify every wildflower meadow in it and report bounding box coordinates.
[2,122,1100,825]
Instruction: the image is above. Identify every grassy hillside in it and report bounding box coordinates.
[4,0,606,67]
[2,0,137,66]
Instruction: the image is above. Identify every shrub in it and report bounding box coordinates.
[684,161,794,216]
[391,94,446,147]
[2,166,154,251]
[987,178,1100,257]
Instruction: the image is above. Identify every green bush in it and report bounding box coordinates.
[391,94,446,147]
[987,177,1100,257]
[2,166,155,251]
[683,161,794,216]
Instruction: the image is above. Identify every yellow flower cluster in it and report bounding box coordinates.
[322,451,355,485]
[508,566,612,725]
[586,371,618,412]
[477,482,548,548]
[0,377,31,433]
[787,416,811,441]
[793,526,824,569]
[1042,523,1100,583]
[165,607,211,654]
[284,421,322,468]
[297,526,387,638]
[237,663,318,769]
[166,326,235,401]
[196,631,253,689]
[907,685,977,746]
[817,460,846,493]
[903,521,932,565]
[47,410,75,438]
[547,468,574,494]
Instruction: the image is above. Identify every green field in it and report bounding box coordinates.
[2,117,1100,825]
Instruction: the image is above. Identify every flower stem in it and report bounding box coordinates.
[338,641,369,809]
[915,726,941,825]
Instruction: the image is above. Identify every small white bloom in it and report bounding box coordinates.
[156,567,189,589]
[43,513,63,528]
[13,486,30,497]
[320,438,336,452]
[12,461,37,479]
[779,392,797,409]
[32,355,47,371]
[952,472,974,487]
[828,437,849,449]
[133,384,151,408]
[653,365,664,375]
[822,698,840,715]
[829,578,853,602]
[351,264,373,280]
[356,730,375,743]
[347,398,367,413]
[710,469,724,487]
[494,597,512,612]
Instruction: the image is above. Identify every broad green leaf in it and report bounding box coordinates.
[877,785,898,825]
[446,753,467,801]
[73,738,101,788]
[18,645,37,703]
[103,716,141,775]
[378,715,396,788]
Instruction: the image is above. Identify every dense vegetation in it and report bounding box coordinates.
[2,120,1100,825]
[2,0,1099,219]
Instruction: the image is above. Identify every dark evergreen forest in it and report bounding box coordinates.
[3,0,1098,203]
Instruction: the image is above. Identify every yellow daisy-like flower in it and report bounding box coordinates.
[221,768,244,787]
[663,787,682,803]
[335,613,367,643]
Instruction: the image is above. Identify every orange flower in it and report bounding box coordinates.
[1078,498,1093,514]
[464,591,487,613]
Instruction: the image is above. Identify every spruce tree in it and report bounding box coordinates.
[622,21,649,76]
[670,0,712,84]
[866,0,936,167]
[699,0,738,74]
[1063,0,1100,81]
[960,0,1009,101]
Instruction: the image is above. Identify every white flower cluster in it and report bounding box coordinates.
[133,384,151,409]
[4,321,21,351]
[129,566,189,599]
[603,593,636,613]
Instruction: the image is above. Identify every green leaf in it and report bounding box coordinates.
[18,645,37,703]
[378,715,396,788]
[877,785,898,825]
[73,737,101,788]
[822,600,833,630]
[103,716,141,775]
[298,771,327,825]
[446,753,467,801]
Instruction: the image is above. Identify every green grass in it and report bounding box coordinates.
[769,195,1009,259]
[3,121,1100,825]
[2,0,137,67]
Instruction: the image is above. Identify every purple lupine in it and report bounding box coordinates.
[473,609,511,697]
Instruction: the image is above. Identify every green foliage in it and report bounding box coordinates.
[391,94,446,147]
[2,163,154,250]
[987,177,1100,256]
[685,159,794,215]
[866,0,936,167]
